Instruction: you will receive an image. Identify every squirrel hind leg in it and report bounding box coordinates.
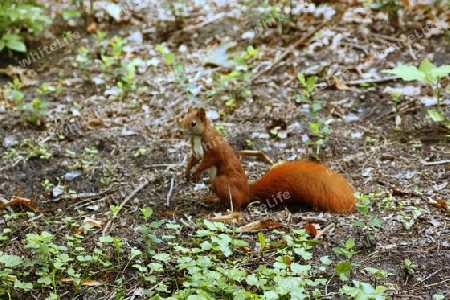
[212,176,248,211]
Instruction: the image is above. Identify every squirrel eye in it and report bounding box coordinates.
[191,121,196,127]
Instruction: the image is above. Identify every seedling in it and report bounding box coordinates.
[333,238,361,281]
[295,73,332,146]
[404,258,417,275]
[353,193,384,245]
[382,58,450,129]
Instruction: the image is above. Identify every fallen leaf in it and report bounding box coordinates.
[240,220,282,231]
[305,224,318,237]
[86,22,97,33]
[160,205,181,216]
[210,212,243,224]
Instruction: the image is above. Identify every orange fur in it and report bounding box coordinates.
[181,107,356,213]
[248,160,356,213]
[181,107,249,211]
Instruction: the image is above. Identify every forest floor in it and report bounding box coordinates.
[0,0,449,299]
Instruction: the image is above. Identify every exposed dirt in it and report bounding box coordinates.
[0,0,449,299]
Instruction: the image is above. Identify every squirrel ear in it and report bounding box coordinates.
[187,106,193,113]
[197,108,206,122]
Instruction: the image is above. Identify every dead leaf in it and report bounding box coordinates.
[304,224,318,237]
[86,22,97,33]
[61,278,102,286]
[240,220,282,231]
[86,119,104,127]
[0,195,39,213]
[210,212,242,224]
[333,75,360,92]
[75,217,106,234]
[0,66,37,86]
[160,205,181,216]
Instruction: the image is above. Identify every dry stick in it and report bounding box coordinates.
[315,223,335,240]
[344,75,400,86]
[102,176,153,235]
[410,277,450,292]
[420,160,450,165]
[236,150,275,165]
[166,175,175,206]
[228,183,233,212]
[147,163,184,168]
[250,12,343,83]
[181,12,231,32]
[411,268,444,288]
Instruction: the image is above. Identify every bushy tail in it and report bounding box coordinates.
[248,160,356,213]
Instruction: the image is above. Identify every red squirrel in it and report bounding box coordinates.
[181,107,356,213]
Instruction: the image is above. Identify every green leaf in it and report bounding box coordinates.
[352,220,365,227]
[4,34,26,52]
[14,280,33,291]
[257,232,266,250]
[335,261,351,280]
[418,58,436,74]
[0,254,23,267]
[368,218,384,227]
[0,40,4,52]
[434,65,450,77]
[307,75,316,92]
[427,110,445,122]
[161,53,173,65]
[297,73,306,85]
[99,235,114,243]
[381,65,425,81]
[61,8,81,20]
[320,256,333,265]
[345,238,355,249]
[153,253,170,261]
[419,58,440,84]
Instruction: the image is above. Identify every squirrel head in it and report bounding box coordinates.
[181,106,209,137]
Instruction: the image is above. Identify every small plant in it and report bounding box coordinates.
[382,58,450,129]
[353,193,384,246]
[333,238,361,281]
[403,258,418,275]
[295,73,332,146]
[41,179,54,191]
[76,34,146,100]
[133,147,147,157]
[20,97,50,124]
[340,280,388,299]
[3,78,49,124]
[370,0,400,25]
[0,0,52,54]
[2,138,52,160]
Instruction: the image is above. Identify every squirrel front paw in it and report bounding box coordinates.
[185,172,191,182]
[191,172,200,183]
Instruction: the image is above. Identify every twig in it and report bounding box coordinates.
[344,75,400,86]
[102,175,153,235]
[146,163,184,168]
[65,187,122,209]
[228,183,233,212]
[251,12,342,83]
[236,150,275,165]
[412,268,444,287]
[166,175,175,206]
[421,160,450,165]
[315,223,335,240]
[408,278,450,293]
[301,216,328,223]
[0,156,26,172]
[181,12,231,32]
